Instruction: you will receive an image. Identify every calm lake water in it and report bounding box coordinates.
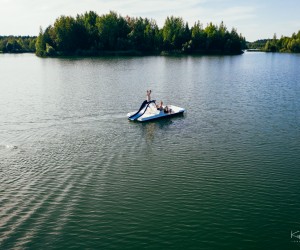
[1,52,300,249]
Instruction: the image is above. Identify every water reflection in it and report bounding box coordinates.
[140,115,184,141]
[142,122,156,141]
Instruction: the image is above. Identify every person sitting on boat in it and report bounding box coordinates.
[157,101,164,111]
[164,105,169,113]
[164,105,173,114]
[146,90,152,102]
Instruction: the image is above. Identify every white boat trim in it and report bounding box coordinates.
[127,101,185,122]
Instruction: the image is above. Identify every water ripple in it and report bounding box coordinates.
[1,53,300,249]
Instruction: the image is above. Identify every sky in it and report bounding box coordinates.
[0,0,299,42]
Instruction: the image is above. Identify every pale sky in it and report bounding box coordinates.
[0,0,299,41]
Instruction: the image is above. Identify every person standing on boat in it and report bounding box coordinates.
[146,90,152,102]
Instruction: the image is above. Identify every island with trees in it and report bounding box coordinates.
[35,11,246,57]
[2,10,299,56]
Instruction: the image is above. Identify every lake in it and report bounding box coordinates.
[1,52,300,249]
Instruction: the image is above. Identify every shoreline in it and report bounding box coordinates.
[0,49,244,57]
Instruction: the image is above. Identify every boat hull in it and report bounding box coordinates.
[127,104,185,122]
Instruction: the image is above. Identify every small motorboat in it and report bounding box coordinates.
[127,100,185,122]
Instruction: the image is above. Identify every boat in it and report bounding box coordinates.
[127,100,185,122]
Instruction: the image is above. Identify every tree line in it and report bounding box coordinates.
[264,32,300,53]
[246,39,268,50]
[35,11,246,56]
[0,36,36,53]
[247,31,300,53]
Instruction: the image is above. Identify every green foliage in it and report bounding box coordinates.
[33,11,246,57]
[5,12,299,56]
[190,22,206,50]
[53,15,88,52]
[249,32,300,53]
[35,28,47,56]
[264,33,278,52]
[162,16,190,50]
[204,22,218,50]
[96,11,130,50]
[46,43,55,56]
[127,17,160,51]
[287,39,300,52]
[246,39,268,50]
[78,11,99,49]
[0,36,36,53]
[187,21,245,53]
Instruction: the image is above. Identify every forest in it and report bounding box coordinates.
[35,11,246,57]
[3,11,299,56]
[247,31,300,53]
[246,39,268,50]
[264,32,300,52]
[0,36,36,53]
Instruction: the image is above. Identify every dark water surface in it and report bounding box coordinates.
[1,53,300,249]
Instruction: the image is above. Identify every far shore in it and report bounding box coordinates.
[0,49,244,57]
[246,49,264,52]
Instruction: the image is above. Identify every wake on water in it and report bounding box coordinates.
[0,144,18,150]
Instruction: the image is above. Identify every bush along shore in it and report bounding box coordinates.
[35,11,246,57]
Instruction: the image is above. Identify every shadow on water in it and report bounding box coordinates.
[137,114,185,141]
[137,113,185,127]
